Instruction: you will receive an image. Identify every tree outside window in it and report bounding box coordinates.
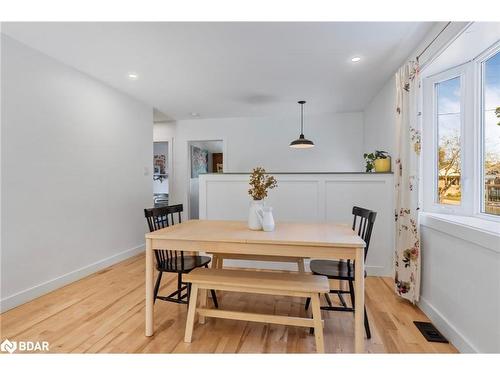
[483,51,500,216]
[436,77,461,205]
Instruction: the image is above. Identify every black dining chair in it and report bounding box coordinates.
[144,204,218,307]
[305,206,376,339]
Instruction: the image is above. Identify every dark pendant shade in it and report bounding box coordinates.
[290,100,314,148]
[289,134,315,148]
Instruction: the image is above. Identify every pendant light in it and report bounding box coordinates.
[289,100,314,149]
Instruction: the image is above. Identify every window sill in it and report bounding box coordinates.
[419,212,500,253]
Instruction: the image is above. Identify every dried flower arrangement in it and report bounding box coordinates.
[248,167,277,201]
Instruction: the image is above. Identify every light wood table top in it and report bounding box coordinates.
[146,220,366,248]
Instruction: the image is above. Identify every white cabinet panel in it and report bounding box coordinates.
[265,181,320,223]
[205,181,249,220]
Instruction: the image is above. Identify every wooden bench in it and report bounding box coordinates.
[183,268,329,353]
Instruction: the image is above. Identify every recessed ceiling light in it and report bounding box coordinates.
[351,57,361,62]
[190,112,200,117]
[127,72,139,80]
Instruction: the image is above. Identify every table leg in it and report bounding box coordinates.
[354,247,365,353]
[145,238,154,336]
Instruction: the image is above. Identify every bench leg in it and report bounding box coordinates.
[198,288,208,324]
[184,284,199,343]
[311,293,325,353]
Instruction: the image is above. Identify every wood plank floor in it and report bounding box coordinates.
[0,254,457,353]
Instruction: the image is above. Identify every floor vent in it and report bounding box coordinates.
[414,321,449,343]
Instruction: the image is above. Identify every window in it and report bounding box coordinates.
[436,77,462,205]
[481,51,500,216]
[422,40,500,221]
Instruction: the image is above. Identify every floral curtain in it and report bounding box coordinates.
[394,61,421,303]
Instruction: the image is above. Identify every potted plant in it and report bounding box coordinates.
[364,150,391,172]
[248,167,277,230]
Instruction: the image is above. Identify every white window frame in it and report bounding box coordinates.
[422,40,500,222]
[422,63,473,216]
[474,41,500,222]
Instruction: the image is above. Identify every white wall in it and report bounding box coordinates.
[363,76,397,169]
[1,36,153,312]
[169,112,365,212]
[200,173,395,276]
[153,122,176,141]
[419,215,500,353]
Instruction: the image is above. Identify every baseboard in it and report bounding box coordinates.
[418,296,478,353]
[364,265,390,277]
[0,244,144,313]
[221,258,390,276]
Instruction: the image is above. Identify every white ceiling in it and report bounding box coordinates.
[2,22,435,120]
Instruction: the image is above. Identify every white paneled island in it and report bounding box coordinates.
[199,172,394,276]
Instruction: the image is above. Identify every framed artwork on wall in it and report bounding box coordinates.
[191,146,208,178]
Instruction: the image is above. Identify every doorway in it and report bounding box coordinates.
[187,140,224,219]
[153,141,169,207]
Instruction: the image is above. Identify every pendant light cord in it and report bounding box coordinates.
[300,102,304,135]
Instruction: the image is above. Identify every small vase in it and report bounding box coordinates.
[262,207,275,232]
[248,200,264,230]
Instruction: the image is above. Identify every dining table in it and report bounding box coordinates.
[144,219,367,353]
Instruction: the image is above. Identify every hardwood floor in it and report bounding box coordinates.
[0,254,457,353]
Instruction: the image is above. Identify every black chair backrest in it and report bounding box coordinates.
[144,204,184,267]
[351,206,377,261]
[144,204,183,231]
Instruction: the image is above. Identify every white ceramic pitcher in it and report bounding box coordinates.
[262,206,275,232]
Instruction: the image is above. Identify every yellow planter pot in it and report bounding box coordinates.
[374,158,391,172]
